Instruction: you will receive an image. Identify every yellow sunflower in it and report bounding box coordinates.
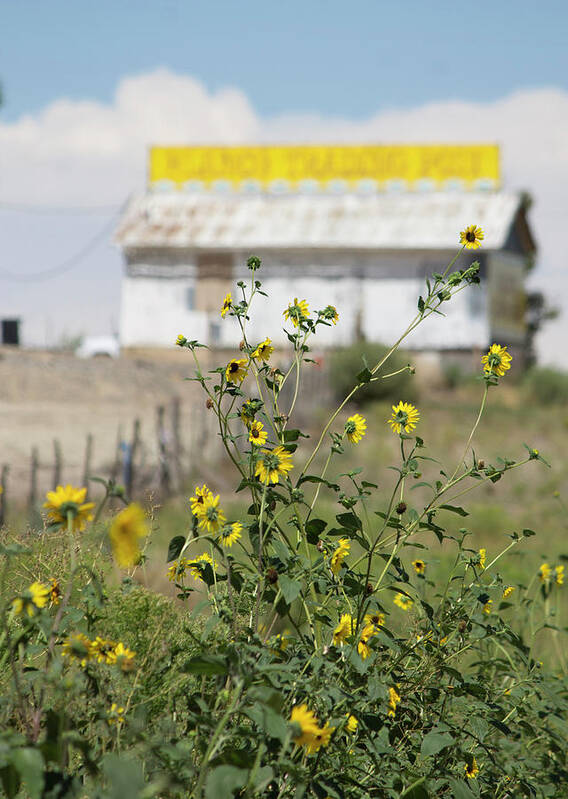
[482,600,492,615]
[387,686,401,717]
[49,578,62,606]
[388,401,420,435]
[92,636,117,664]
[344,413,367,444]
[305,723,335,754]
[357,624,377,660]
[459,224,484,249]
[176,334,187,347]
[481,343,512,377]
[464,757,480,779]
[283,298,310,328]
[332,613,353,645]
[555,565,564,586]
[412,559,426,575]
[364,611,385,628]
[249,419,268,447]
[198,494,226,534]
[221,292,232,318]
[331,538,350,575]
[167,558,189,582]
[62,633,95,668]
[189,484,213,517]
[252,337,274,362]
[255,446,293,485]
[12,581,50,617]
[225,358,248,384]
[539,562,552,583]
[394,593,413,611]
[109,503,148,568]
[240,401,256,426]
[502,586,515,599]
[43,484,95,532]
[345,714,358,734]
[107,642,136,672]
[322,305,339,324]
[187,552,216,581]
[220,522,242,548]
[107,703,126,725]
[290,704,320,747]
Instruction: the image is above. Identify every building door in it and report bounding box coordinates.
[195,253,233,313]
[1,319,20,346]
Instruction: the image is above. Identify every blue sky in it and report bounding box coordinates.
[2,0,568,121]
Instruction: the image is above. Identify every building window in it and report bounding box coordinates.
[186,286,195,310]
[468,286,484,318]
[209,322,221,345]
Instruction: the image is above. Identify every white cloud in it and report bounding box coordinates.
[0,69,567,362]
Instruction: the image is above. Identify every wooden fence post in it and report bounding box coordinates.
[125,418,141,499]
[29,446,39,514]
[171,396,183,490]
[0,465,8,527]
[157,404,171,497]
[82,433,93,489]
[52,439,63,490]
[110,426,122,484]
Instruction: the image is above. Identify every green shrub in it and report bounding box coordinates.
[329,341,417,404]
[524,366,568,405]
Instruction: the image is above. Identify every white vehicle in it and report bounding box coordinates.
[75,335,120,359]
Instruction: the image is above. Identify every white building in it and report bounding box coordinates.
[115,190,535,357]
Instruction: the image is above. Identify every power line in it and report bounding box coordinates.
[0,200,122,214]
[0,212,121,283]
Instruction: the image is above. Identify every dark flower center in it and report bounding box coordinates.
[466,230,476,242]
[230,363,239,373]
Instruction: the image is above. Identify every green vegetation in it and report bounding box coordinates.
[1,250,568,798]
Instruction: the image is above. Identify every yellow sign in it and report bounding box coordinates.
[149,144,499,190]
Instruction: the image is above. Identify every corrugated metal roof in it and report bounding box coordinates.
[115,191,523,251]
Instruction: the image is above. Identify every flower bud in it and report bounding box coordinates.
[266,567,278,584]
[365,582,374,595]
[206,398,214,409]
[247,255,261,271]
[239,340,246,351]
[395,501,407,515]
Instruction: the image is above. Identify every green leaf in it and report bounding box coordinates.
[0,765,20,799]
[305,519,327,544]
[205,766,248,799]
[278,575,302,605]
[399,778,429,798]
[0,542,31,557]
[166,536,186,562]
[336,512,362,532]
[182,655,228,675]
[245,704,288,741]
[356,366,372,384]
[101,754,145,799]
[445,779,475,799]
[11,748,44,799]
[439,504,469,517]
[420,731,454,757]
[297,474,340,491]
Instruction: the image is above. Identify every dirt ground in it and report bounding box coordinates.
[0,346,220,503]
